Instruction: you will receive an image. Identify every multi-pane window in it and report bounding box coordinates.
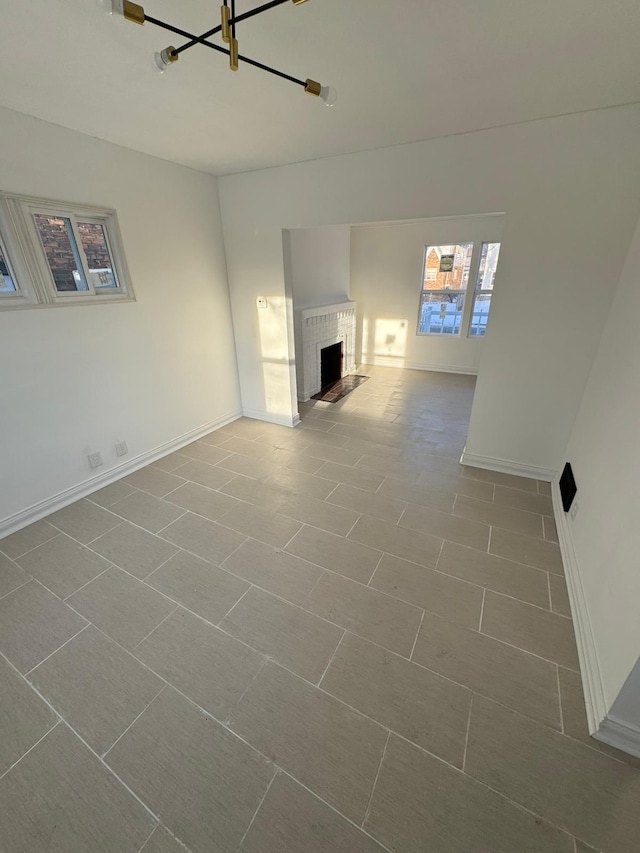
[417,243,473,335]
[469,242,501,337]
[0,192,133,309]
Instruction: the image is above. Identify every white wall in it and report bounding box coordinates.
[287,225,351,309]
[350,215,503,374]
[562,215,640,730]
[0,107,241,531]
[218,105,640,473]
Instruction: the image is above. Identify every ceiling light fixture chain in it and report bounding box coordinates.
[106,0,337,106]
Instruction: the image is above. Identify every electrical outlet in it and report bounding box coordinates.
[570,500,579,520]
[88,451,103,469]
[115,440,128,457]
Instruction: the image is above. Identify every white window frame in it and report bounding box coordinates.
[467,241,501,338]
[416,242,480,337]
[0,192,134,309]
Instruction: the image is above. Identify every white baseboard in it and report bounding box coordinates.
[594,715,640,759]
[551,483,608,734]
[362,355,478,376]
[0,408,242,539]
[242,407,300,428]
[459,449,556,481]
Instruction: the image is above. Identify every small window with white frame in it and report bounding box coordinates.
[0,192,134,309]
[417,243,474,335]
[468,241,501,337]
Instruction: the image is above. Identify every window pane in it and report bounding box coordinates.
[423,243,473,292]
[419,291,464,335]
[78,222,118,290]
[0,243,16,293]
[469,293,491,336]
[33,214,88,292]
[476,242,501,291]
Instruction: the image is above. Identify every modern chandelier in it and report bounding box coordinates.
[107,0,337,106]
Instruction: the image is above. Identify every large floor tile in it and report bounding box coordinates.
[285,524,381,583]
[110,491,185,534]
[0,723,155,852]
[278,493,359,537]
[16,533,110,598]
[490,526,564,573]
[217,452,280,480]
[88,480,137,507]
[305,571,423,657]
[0,551,30,597]
[321,633,471,766]
[48,499,121,544]
[0,519,60,559]
[240,772,386,853]
[220,586,343,682]
[144,549,248,623]
[454,494,544,538]
[172,458,235,490]
[327,483,405,523]
[412,611,561,728]
[222,537,322,605]
[220,501,302,548]
[29,625,163,755]
[304,442,364,467]
[416,469,495,502]
[378,476,456,513]
[370,553,483,628]
[149,450,191,470]
[89,522,178,580]
[465,694,640,853]
[364,734,573,853]
[400,502,490,551]
[180,440,232,466]
[315,461,385,493]
[0,581,87,673]
[269,447,325,474]
[124,466,187,498]
[356,454,424,483]
[67,567,175,650]
[437,540,550,608]
[461,466,538,492]
[544,514,560,542]
[221,474,291,510]
[229,662,387,824]
[163,481,239,521]
[481,591,579,670]
[135,608,263,718]
[106,688,274,853]
[494,484,554,516]
[160,511,246,563]
[348,514,442,568]
[0,655,57,774]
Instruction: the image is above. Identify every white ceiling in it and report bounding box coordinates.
[2,0,640,175]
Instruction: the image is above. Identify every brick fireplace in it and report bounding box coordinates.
[294,301,357,401]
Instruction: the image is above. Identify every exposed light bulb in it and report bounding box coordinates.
[154,46,179,73]
[320,85,337,107]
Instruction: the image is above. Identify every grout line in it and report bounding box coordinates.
[215,585,253,626]
[487,525,492,554]
[237,767,278,849]
[136,822,160,853]
[366,551,385,587]
[316,629,347,687]
[0,719,62,782]
[140,548,182,582]
[1,530,62,561]
[103,684,166,758]
[62,565,114,601]
[24,623,90,676]
[395,506,407,527]
[132,605,180,650]
[84,520,125,546]
[154,510,189,535]
[547,571,553,611]
[361,730,391,829]
[462,693,474,771]
[409,608,425,660]
[0,578,32,600]
[323,482,341,502]
[298,570,326,609]
[343,513,362,539]
[478,588,486,632]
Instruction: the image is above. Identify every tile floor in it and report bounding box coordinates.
[1,366,639,852]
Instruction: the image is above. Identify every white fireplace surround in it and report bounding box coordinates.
[294,301,357,401]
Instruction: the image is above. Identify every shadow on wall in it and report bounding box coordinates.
[256,295,296,419]
[361,317,409,363]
